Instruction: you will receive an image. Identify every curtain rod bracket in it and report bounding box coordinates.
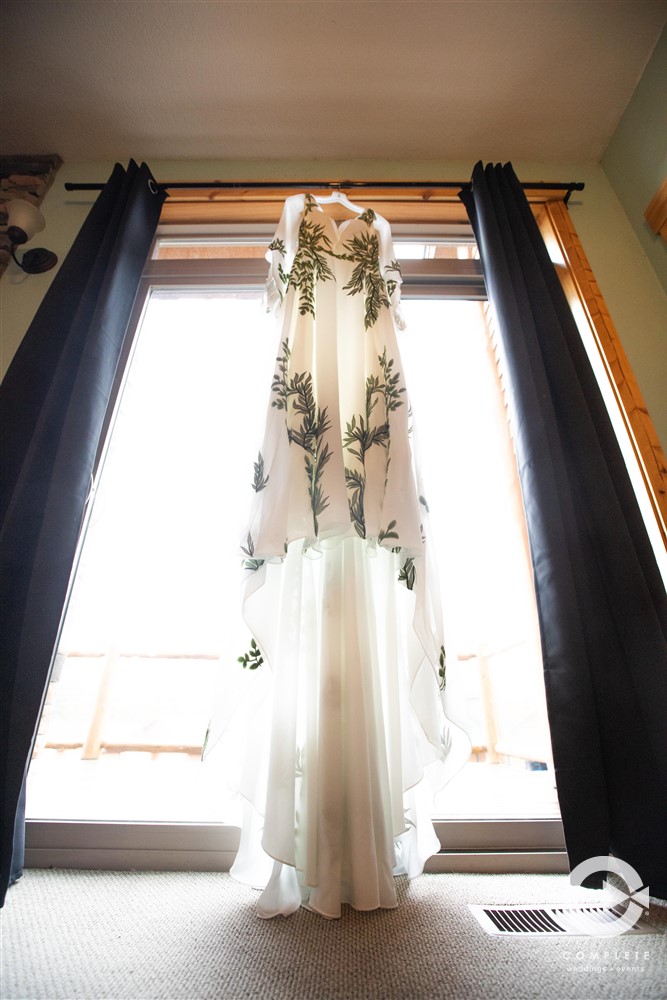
[564,183,585,205]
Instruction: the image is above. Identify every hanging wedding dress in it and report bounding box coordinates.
[226,193,470,918]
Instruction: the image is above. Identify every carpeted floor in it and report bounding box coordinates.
[1,869,666,1000]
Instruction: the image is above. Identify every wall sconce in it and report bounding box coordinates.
[5,199,58,274]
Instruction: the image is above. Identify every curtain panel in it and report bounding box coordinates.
[460,162,667,896]
[0,160,166,906]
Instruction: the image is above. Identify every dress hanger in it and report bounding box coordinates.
[312,189,365,216]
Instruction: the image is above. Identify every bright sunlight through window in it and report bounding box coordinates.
[27,280,559,825]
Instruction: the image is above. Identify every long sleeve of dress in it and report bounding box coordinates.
[263,195,303,314]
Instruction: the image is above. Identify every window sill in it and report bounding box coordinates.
[25,818,566,874]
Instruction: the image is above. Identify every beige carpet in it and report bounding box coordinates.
[1,869,666,1000]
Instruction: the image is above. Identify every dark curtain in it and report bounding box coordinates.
[0,160,166,905]
[460,162,667,896]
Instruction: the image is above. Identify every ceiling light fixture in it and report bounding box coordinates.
[5,199,58,274]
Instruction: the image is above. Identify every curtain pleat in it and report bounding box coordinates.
[460,162,667,895]
[0,160,165,905]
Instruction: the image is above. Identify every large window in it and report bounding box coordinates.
[26,229,566,871]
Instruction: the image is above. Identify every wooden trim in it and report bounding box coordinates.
[161,198,471,226]
[538,200,667,545]
[159,184,571,227]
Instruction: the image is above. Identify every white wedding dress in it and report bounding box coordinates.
[227,193,470,918]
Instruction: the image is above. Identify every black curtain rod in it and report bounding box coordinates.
[65,179,585,203]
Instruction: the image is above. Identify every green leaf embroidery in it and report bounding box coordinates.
[270,341,332,536]
[271,339,291,410]
[237,637,264,671]
[337,230,390,330]
[252,451,269,492]
[268,237,286,255]
[286,216,336,318]
[277,261,291,288]
[378,520,399,543]
[377,347,405,492]
[270,205,402,328]
[343,350,406,542]
[438,645,447,692]
[266,209,407,542]
[345,466,366,539]
[398,557,416,591]
[241,532,265,572]
[378,347,406,412]
[385,259,402,301]
[342,371,386,537]
[243,558,265,572]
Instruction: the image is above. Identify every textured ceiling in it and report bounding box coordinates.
[1,0,665,164]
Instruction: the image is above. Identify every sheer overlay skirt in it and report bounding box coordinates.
[231,538,468,918]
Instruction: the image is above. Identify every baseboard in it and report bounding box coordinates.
[24,847,239,872]
[425,850,569,874]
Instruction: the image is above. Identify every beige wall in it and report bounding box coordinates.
[602,27,667,293]
[2,158,666,447]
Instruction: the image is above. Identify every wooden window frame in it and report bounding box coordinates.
[535,201,667,547]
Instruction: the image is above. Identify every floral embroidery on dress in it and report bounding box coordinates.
[282,217,335,318]
[241,532,264,573]
[398,556,416,590]
[336,230,390,330]
[251,452,269,492]
[271,339,332,536]
[343,350,405,540]
[268,199,401,328]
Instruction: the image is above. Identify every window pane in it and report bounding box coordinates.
[29,290,273,822]
[400,301,557,818]
[27,290,558,824]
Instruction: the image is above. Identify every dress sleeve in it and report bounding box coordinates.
[264,194,303,315]
[377,215,406,331]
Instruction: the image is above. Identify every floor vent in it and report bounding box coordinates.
[469,903,660,936]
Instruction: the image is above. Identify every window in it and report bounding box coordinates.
[26,227,568,872]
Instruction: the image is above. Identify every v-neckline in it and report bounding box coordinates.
[308,198,360,241]
[327,214,358,240]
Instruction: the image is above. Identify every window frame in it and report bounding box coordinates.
[29,190,660,877]
[26,819,568,874]
[535,201,667,547]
